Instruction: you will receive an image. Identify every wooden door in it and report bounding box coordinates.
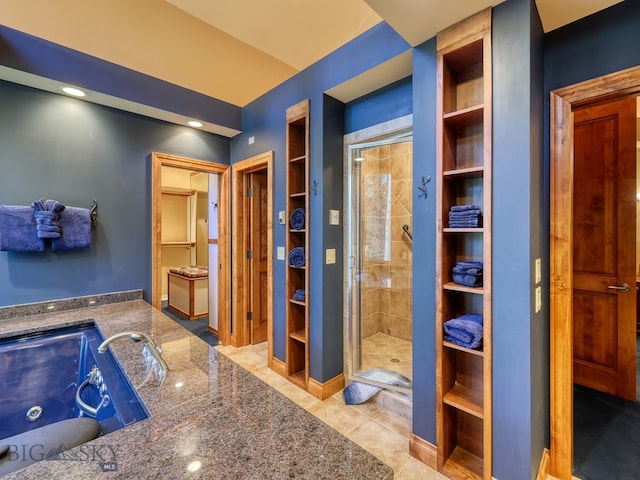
[249,171,268,344]
[572,98,636,401]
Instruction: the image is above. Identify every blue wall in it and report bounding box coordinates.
[0,80,229,306]
[492,0,545,478]
[411,36,438,443]
[232,22,411,367]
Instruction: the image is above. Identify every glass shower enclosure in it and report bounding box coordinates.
[345,131,413,395]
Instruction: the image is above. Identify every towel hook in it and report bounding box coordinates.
[89,199,98,228]
[311,179,319,196]
[418,175,431,199]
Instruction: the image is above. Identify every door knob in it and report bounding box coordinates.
[607,283,631,293]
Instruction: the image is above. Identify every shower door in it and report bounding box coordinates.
[346,132,413,394]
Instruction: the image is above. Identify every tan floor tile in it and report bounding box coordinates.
[371,407,411,438]
[347,419,411,472]
[394,457,446,480]
[306,397,370,436]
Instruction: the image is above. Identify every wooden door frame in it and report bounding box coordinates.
[231,152,274,361]
[151,152,231,343]
[549,65,640,479]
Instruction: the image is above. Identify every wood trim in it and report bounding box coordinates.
[437,7,491,53]
[549,65,640,479]
[230,152,274,357]
[307,373,345,400]
[409,434,437,469]
[271,355,287,378]
[536,449,550,480]
[218,167,230,346]
[150,152,230,339]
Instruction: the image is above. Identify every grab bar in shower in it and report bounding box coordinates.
[402,224,412,241]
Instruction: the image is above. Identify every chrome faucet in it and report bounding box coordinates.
[98,331,169,385]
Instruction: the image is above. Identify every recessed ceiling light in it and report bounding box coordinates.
[61,86,86,97]
[188,120,203,128]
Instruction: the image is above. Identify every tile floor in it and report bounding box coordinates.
[361,332,412,381]
[216,341,446,480]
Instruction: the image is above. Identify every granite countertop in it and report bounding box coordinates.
[0,299,393,479]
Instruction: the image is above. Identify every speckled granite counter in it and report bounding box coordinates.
[0,299,393,479]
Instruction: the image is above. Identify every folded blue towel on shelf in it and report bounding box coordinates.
[50,207,91,251]
[454,261,483,271]
[288,246,305,268]
[0,205,45,252]
[449,219,480,228]
[448,210,480,218]
[343,369,412,405]
[444,313,484,349]
[292,288,305,302]
[450,204,481,212]
[290,208,305,230]
[453,273,483,287]
[452,261,483,287]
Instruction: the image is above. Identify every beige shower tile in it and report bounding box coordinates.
[390,266,412,292]
[391,240,412,267]
[389,291,411,318]
[390,142,412,158]
[391,215,412,241]
[392,196,411,218]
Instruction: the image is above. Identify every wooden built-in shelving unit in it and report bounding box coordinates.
[285,99,310,390]
[435,9,492,480]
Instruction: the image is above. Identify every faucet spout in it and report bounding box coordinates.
[98,331,169,385]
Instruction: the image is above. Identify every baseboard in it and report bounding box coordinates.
[409,434,437,469]
[536,449,550,480]
[270,356,287,378]
[308,373,345,400]
[207,326,218,336]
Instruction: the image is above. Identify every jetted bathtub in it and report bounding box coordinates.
[0,321,149,474]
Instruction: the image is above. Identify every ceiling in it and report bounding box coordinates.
[0,0,625,132]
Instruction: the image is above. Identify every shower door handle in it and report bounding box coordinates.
[607,283,631,293]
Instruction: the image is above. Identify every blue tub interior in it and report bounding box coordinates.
[0,322,149,440]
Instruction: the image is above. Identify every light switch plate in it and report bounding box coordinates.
[278,210,285,224]
[326,248,336,264]
[329,209,340,225]
[277,246,285,260]
[535,258,541,284]
[535,286,542,313]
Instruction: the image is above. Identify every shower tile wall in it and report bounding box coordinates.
[361,142,412,341]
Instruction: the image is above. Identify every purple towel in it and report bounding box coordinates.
[0,205,44,252]
[444,314,484,349]
[50,207,91,251]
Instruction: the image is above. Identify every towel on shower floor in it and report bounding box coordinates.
[290,208,305,230]
[31,199,65,238]
[0,205,44,252]
[343,368,412,405]
[50,207,91,251]
[288,246,305,268]
[444,313,484,349]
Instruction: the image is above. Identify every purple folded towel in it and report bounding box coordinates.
[50,207,91,251]
[0,205,44,252]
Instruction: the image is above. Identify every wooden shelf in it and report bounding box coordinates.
[443,282,484,294]
[443,104,484,128]
[289,330,306,343]
[443,341,484,357]
[443,166,484,179]
[285,99,310,392]
[162,241,195,247]
[442,447,483,480]
[161,187,195,196]
[436,9,492,479]
[443,383,484,418]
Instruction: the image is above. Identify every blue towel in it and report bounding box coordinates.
[31,199,65,239]
[449,219,480,228]
[290,208,305,230]
[0,205,45,252]
[450,204,481,212]
[449,211,480,219]
[343,369,412,405]
[454,261,483,271]
[444,314,484,349]
[288,247,305,268]
[50,207,91,251]
[292,288,305,302]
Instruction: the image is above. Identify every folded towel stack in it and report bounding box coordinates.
[288,247,305,268]
[292,288,305,302]
[31,199,65,238]
[290,208,305,230]
[448,204,481,228]
[452,261,483,287]
[444,313,483,349]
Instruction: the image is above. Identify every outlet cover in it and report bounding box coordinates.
[329,209,340,225]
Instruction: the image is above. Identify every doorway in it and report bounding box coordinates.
[231,152,274,364]
[345,126,413,396]
[549,66,640,479]
[151,152,230,342]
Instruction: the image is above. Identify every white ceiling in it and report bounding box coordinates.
[0,0,626,135]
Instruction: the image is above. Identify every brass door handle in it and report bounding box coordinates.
[607,283,631,293]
